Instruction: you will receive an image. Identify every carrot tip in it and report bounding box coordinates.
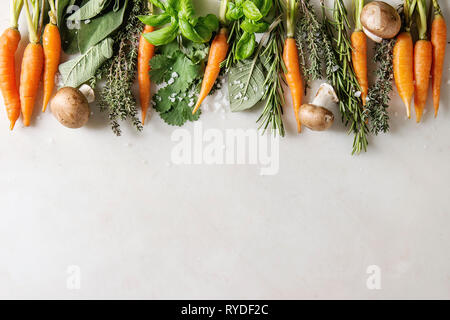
[142,111,147,125]
[415,109,423,123]
[9,120,16,131]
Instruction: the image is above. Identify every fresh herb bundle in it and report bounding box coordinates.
[322,0,369,154]
[257,2,286,137]
[296,0,324,88]
[367,39,395,135]
[94,0,147,135]
[150,41,209,126]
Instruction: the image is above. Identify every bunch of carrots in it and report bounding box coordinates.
[393,0,446,122]
[0,0,61,130]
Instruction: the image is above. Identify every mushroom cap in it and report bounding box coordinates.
[299,104,335,131]
[360,1,401,40]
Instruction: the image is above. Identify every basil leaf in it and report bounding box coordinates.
[226,2,243,21]
[77,0,128,54]
[59,38,114,88]
[259,0,272,16]
[236,32,256,60]
[179,18,204,42]
[138,13,171,27]
[198,14,219,32]
[228,59,265,112]
[240,19,269,33]
[144,21,179,46]
[242,0,263,21]
[149,0,166,10]
[67,0,110,21]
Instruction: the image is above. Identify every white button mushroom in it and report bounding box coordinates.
[360,1,401,43]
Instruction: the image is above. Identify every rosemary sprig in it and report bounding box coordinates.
[258,14,286,137]
[257,1,286,137]
[367,39,395,135]
[321,0,369,154]
[296,0,324,88]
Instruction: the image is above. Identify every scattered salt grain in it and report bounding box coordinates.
[354,91,362,98]
[171,72,179,78]
[167,78,175,85]
[332,65,339,72]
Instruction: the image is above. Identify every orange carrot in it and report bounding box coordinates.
[138,24,155,124]
[192,27,229,115]
[42,1,61,112]
[0,28,21,130]
[393,0,416,118]
[393,32,414,118]
[430,0,447,117]
[414,40,432,122]
[413,0,432,122]
[284,0,303,133]
[351,0,368,105]
[0,0,23,130]
[20,0,44,126]
[20,43,44,126]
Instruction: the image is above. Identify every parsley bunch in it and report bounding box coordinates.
[150,41,210,126]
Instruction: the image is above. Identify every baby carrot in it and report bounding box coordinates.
[20,0,44,126]
[413,0,432,122]
[192,28,228,115]
[393,0,415,118]
[0,0,23,130]
[42,0,61,112]
[283,0,303,132]
[192,0,229,115]
[351,0,368,105]
[430,0,447,117]
[138,24,155,124]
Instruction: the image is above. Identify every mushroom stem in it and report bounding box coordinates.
[311,83,339,107]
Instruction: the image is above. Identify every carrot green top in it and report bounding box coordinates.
[24,0,43,43]
[10,0,24,29]
[286,0,296,38]
[219,0,228,26]
[416,0,428,40]
[48,0,57,25]
[432,0,442,17]
[403,0,417,33]
[354,0,364,31]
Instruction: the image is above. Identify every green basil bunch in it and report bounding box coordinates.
[226,0,272,60]
[138,0,219,45]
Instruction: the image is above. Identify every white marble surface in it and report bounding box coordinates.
[1,0,450,299]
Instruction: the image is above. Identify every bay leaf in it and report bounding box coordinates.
[67,0,111,21]
[59,38,114,88]
[77,0,128,54]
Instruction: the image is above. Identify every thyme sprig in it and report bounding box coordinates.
[321,0,369,154]
[367,39,395,135]
[94,0,147,136]
[296,0,324,88]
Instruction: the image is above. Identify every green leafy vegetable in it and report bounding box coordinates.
[228,59,265,112]
[59,37,114,88]
[77,0,128,54]
[150,41,209,126]
[67,0,110,21]
[137,13,171,27]
[242,0,263,21]
[140,0,218,45]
